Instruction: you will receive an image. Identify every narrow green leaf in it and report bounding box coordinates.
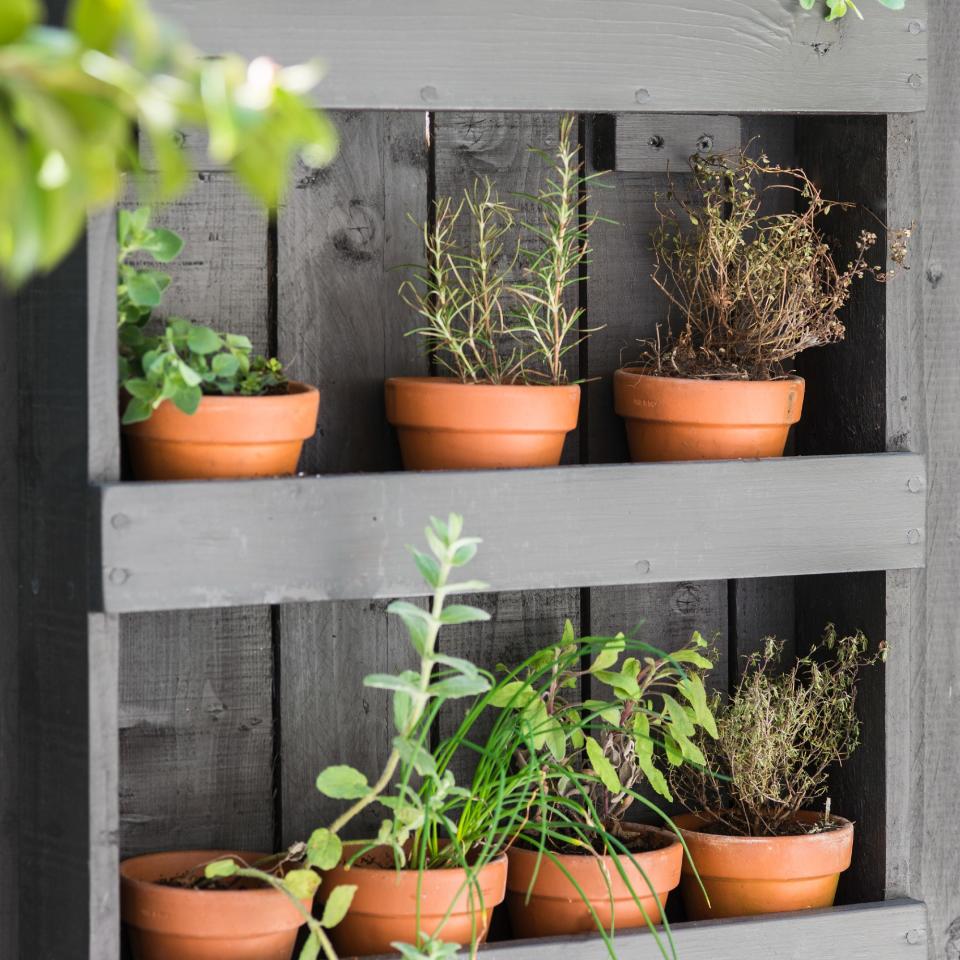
[320,884,357,928]
[584,735,621,794]
[204,858,239,879]
[438,604,490,625]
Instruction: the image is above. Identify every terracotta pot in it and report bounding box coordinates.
[385,377,580,470]
[506,825,683,939]
[123,382,319,480]
[120,850,313,960]
[675,811,854,920]
[613,369,804,462]
[322,849,508,957]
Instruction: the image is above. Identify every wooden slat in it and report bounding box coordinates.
[18,208,120,957]
[918,1,960,952]
[152,0,927,114]
[97,453,925,613]
[609,115,742,172]
[466,900,928,960]
[276,111,428,844]
[117,177,276,858]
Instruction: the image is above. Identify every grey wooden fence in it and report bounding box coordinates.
[6,0,960,958]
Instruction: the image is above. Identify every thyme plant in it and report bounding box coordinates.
[639,151,910,381]
[670,625,887,837]
[401,113,604,385]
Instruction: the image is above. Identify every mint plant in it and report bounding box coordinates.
[207,514,494,960]
[117,208,288,424]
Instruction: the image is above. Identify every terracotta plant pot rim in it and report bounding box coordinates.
[329,848,509,917]
[674,811,854,880]
[120,849,311,937]
[122,381,319,443]
[386,376,580,433]
[614,369,805,427]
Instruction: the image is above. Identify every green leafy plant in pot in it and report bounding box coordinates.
[613,150,910,462]
[475,625,717,947]
[117,208,319,480]
[669,626,886,920]
[120,514,501,960]
[387,113,606,471]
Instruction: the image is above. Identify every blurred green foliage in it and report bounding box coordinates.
[0,0,337,287]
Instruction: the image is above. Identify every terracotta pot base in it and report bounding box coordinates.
[120,850,313,960]
[675,811,854,920]
[323,849,508,957]
[122,381,319,480]
[506,825,682,938]
[613,369,804,462]
[385,377,580,471]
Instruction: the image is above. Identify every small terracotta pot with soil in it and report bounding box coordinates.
[322,846,508,957]
[120,850,314,960]
[385,377,581,471]
[674,811,854,920]
[123,382,319,480]
[613,370,804,462]
[506,824,683,939]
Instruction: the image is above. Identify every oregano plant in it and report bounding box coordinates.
[117,208,289,423]
[206,514,494,960]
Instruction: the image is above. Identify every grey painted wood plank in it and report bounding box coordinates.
[883,112,926,906]
[379,899,927,960]
[118,607,275,856]
[98,453,925,613]
[611,115,742,172]
[918,2,960,954]
[17,207,120,956]
[277,111,429,844]
[152,0,927,114]
[118,174,276,863]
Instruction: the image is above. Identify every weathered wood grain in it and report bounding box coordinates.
[608,115,742,173]
[918,1,960,954]
[153,0,927,114]
[118,607,275,855]
[17,209,120,958]
[118,175,276,860]
[276,111,428,844]
[99,453,925,612]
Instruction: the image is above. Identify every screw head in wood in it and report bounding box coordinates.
[648,135,665,149]
[907,528,922,545]
[110,513,131,529]
[907,73,924,89]
[634,87,651,104]
[108,567,130,586]
[907,475,924,493]
[419,85,439,103]
[635,559,651,574]
[907,19,924,35]
[696,135,714,153]
[905,928,926,946]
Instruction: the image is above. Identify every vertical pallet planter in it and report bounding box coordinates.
[7,1,950,957]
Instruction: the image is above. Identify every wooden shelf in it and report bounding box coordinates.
[460,900,926,960]
[95,453,925,613]
[153,0,927,114]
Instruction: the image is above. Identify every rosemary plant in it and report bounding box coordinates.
[400,113,605,385]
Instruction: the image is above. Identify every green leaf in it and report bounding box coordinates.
[428,674,490,699]
[320,884,357,928]
[172,384,202,415]
[637,750,672,800]
[225,333,253,350]
[315,765,371,799]
[588,636,626,674]
[282,868,321,901]
[593,669,640,699]
[393,689,413,733]
[678,674,718,738]
[126,272,162,307]
[305,828,342,870]
[393,736,437,776]
[177,359,203,387]
[187,326,224,355]
[143,227,184,262]
[584,735,621,795]
[204,858,239,879]
[364,672,422,696]
[298,934,321,960]
[487,680,536,709]
[450,541,478,566]
[543,718,566,762]
[411,548,441,588]
[121,396,153,425]
[438,604,490,625]
[69,0,130,51]
[583,699,621,727]
[386,600,431,654]
[876,0,906,7]
[211,353,240,378]
[0,0,40,44]
[662,694,696,739]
